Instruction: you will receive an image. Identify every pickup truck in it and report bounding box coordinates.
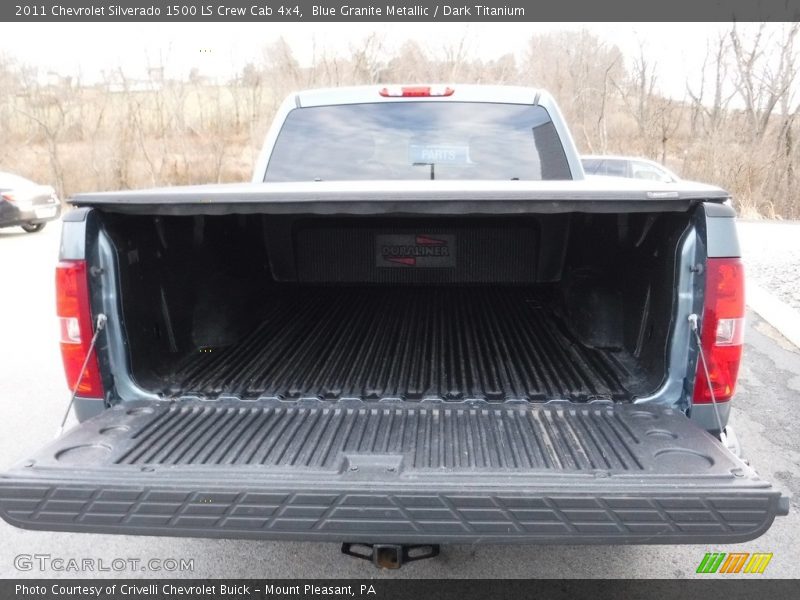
[0,85,789,568]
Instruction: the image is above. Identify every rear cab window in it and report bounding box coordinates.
[264,102,571,182]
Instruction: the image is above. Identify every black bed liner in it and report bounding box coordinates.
[167,287,640,401]
[0,400,788,543]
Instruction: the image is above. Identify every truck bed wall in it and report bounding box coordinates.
[98,211,691,402]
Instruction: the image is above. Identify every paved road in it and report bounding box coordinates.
[0,221,797,579]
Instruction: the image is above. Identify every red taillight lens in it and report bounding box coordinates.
[379,86,455,97]
[693,258,745,404]
[56,260,104,398]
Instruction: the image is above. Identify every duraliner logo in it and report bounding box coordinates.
[376,234,455,268]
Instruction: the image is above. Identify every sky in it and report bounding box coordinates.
[0,22,760,98]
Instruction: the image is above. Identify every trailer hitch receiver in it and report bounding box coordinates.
[341,543,440,569]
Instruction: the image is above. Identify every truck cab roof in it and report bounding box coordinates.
[293,84,551,107]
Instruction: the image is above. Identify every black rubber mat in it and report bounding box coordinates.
[0,400,789,543]
[170,287,636,401]
[3,399,752,474]
[115,400,644,469]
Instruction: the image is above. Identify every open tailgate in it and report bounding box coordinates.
[0,400,788,544]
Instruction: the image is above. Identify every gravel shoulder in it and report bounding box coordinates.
[737,220,800,313]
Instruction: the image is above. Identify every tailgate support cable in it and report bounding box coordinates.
[688,313,725,435]
[56,313,107,438]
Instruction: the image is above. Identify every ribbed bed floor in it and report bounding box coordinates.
[170,287,637,401]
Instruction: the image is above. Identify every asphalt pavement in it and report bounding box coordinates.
[0,221,797,578]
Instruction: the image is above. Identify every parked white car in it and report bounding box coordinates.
[581,155,681,183]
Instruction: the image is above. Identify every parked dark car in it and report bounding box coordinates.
[0,172,61,233]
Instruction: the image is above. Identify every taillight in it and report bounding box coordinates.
[693,258,745,404]
[56,260,104,398]
[379,86,455,97]
[1,192,16,203]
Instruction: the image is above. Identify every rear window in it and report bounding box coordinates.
[264,102,571,182]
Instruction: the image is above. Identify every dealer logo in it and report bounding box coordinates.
[696,552,773,574]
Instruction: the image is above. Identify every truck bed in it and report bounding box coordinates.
[166,287,639,402]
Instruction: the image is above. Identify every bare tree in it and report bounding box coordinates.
[686,32,736,137]
[730,23,799,142]
[15,69,76,198]
[386,41,433,82]
[652,96,682,164]
[481,53,518,84]
[441,34,471,81]
[524,30,624,153]
[614,41,659,156]
[349,33,386,83]
[1,27,799,218]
